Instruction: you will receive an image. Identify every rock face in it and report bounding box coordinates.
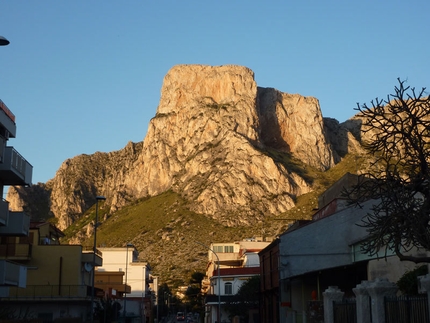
[258,87,334,169]
[7,64,362,230]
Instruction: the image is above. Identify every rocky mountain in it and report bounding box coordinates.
[7,64,363,233]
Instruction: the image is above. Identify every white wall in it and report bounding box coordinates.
[243,253,260,267]
[97,247,150,297]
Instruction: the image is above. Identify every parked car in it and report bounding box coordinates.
[176,312,185,321]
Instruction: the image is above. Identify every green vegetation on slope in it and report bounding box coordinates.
[62,190,259,289]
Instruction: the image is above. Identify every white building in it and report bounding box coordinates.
[97,247,153,322]
[201,239,270,323]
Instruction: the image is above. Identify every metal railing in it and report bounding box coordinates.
[7,285,90,299]
[0,147,33,185]
[385,294,430,323]
[82,245,103,257]
[333,298,356,323]
[6,146,28,176]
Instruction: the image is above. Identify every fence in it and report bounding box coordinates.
[333,298,356,323]
[385,295,429,323]
[323,279,430,323]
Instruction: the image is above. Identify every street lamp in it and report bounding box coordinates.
[196,241,221,323]
[123,243,134,320]
[90,195,106,323]
[0,36,10,46]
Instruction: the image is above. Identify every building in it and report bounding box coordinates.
[0,98,32,297]
[259,238,280,323]
[1,221,102,321]
[276,173,429,323]
[201,239,270,323]
[2,237,154,322]
[97,246,154,323]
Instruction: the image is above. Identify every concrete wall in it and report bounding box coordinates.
[28,244,86,286]
[279,200,373,280]
[317,172,360,208]
[98,247,133,271]
[368,250,430,283]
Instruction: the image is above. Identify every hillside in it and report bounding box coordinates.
[63,190,259,288]
[58,152,368,287]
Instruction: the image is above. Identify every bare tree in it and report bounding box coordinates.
[349,78,430,263]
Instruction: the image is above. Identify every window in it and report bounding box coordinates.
[224,245,233,253]
[225,282,233,295]
[214,246,223,253]
[213,245,234,253]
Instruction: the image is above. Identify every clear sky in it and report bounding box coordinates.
[0,1,429,184]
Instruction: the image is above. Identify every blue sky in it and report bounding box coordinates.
[0,1,429,184]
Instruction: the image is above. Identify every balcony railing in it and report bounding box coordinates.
[0,260,27,287]
[0,211,30,236]
[82,246,103,257]
[0,146,33,185]
[82,247,103,266]
[6,285,90,299]
[95,282,131,293]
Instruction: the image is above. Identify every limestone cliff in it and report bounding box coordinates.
[7,64,362,230]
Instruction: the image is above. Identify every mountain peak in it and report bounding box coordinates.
[8,64,361,231]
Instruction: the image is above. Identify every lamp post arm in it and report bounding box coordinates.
[90,196,105,323]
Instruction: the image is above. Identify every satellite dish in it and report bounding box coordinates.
[84,263,93,272]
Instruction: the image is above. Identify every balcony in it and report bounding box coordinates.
[0,211,30,236]
[0,199,9,226]
[0,100,16,138]
[212,252,242,267]
[82,247,103,267]
[95,281,131,294]
[0,147,32,186]
[0,260,27,287]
